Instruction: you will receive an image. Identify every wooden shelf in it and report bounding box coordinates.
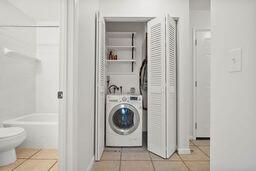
[106,32,136,38]
[106,31,136,72]
[106,46,135,49]
[108,72,136,76]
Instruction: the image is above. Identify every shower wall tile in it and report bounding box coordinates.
[0,27,37,124]
[0,57,36,124]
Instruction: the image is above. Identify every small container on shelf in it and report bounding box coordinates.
[114,55,118,60]
[108,49,118,60]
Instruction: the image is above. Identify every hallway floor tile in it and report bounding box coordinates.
[91,140,210,171]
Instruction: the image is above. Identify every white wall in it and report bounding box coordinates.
[0,0,35,25]
[190,11,210,29]
[211,0,256,170]
[189,0,210,11]
[0,0,60,26]
[7,0,60,23]
[189,0,210,138]
[76,0,99,170]
[100,0,191,153]
[35,27,59,113]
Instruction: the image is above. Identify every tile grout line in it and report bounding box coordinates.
[175,151,182,161]
[24,158,59,161]
[186,142,210,162]
[12,149,42,170]
[181,159,191,171]
[190,140,195,146]
[29,149,59,160]
[29,149,42,159]
[148,150,156,171]
[12,158,29,171]
[48,160,58,171]
[193,143,210,158]
[177,150,191,171]
[119,160,157,161]
[180,144,210,171]
[12,149,59,170]
[181,160,210,162]
[119,147,122,171]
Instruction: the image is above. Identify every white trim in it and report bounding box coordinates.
[192,28,197,140]
[192,28,211,140]
[104,17,154,22]
[59,0,67,170]
[59,0,78,171]
[96,15,187,158]
[177,148,191,154]
[86,157,95,171]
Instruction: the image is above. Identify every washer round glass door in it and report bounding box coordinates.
[109,103,140,135]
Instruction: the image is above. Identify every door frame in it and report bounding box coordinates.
[192,28,211,140]
[95,16,184,159]
[59,0,78,170]
[94,16,156,160]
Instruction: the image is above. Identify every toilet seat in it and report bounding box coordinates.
[0,127,25,139]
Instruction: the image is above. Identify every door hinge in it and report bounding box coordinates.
[195,81,198,87]
[195,123,197,129]
[57,91,63,99]
[195,39,198,46]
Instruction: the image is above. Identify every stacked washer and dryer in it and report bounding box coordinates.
[106,94,143,147]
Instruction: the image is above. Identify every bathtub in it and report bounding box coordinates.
[3,113,58,149]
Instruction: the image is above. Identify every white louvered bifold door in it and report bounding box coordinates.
[95,12,106,161]
[147,17,167,158]
[165,15,177,158]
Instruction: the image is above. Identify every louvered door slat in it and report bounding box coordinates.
[147,17,166,158]
[95,13,105,161]
[165,15,177,158]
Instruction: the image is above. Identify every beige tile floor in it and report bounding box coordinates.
[0,140,209,171]
[91,139,210,171]
[0,148,58,171]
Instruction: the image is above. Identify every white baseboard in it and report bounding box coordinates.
[177,148,191,154]
[190,135,198,140]
[86,156,95,171]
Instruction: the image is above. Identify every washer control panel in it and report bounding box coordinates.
[107,95,142,103]
[122,96,142,102]
[122,97,128,102]
[130,96,140,101]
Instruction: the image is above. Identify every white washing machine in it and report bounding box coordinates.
[106,94,142,147]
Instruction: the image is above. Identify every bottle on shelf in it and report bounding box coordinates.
[108,50,118,60]
[108,50,113,60]
[114,55,118,60]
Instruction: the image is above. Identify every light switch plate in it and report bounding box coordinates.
[229,48,242,73]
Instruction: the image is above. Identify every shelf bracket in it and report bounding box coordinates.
[132,33,134,72]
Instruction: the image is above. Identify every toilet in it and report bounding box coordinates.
[0,127,26,166]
